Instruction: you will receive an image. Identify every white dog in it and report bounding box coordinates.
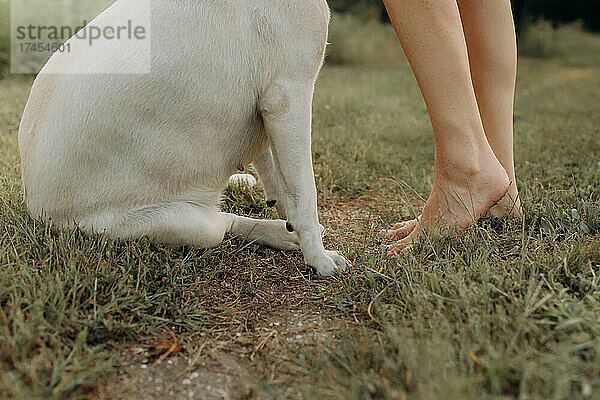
[18,0,350,276]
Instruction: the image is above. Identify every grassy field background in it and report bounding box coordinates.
[0,9,600,400]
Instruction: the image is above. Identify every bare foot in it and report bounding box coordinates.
[380,219,419,241]
[386,155,510,256]
[380,179,522,243]
[485,182,522,218]
[383,188,521,242]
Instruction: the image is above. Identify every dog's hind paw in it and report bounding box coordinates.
[258,220,300,251]
[228,174,257,187]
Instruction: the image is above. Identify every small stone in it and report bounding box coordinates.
[182,378,192,385]
[140,364,147,369]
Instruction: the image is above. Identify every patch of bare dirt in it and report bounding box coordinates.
[97,309,344,400]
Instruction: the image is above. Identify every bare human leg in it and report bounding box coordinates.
[381,0,510,255]
[383,0,522,244]
[458,0,521,217]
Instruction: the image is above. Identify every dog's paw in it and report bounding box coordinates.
[325,250,351,272]
[307,251,351,277]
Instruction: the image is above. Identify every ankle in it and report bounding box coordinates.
[434,147,509,188]
[433,120,492,170]
[434,143,500,180]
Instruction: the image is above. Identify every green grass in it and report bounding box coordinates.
[302,52,600,399]
[1,21,600,400]
[326,12,406,66]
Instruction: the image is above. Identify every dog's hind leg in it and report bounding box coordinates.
[81,202,299,251]
[85,202,229,248]
[221,213,299,251]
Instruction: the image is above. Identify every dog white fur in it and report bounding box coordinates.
[18,0,349,276]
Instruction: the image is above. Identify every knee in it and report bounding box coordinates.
[259,83,290,117]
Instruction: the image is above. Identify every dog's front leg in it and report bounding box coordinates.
[253,148,288,220]
[260,79,349,276]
